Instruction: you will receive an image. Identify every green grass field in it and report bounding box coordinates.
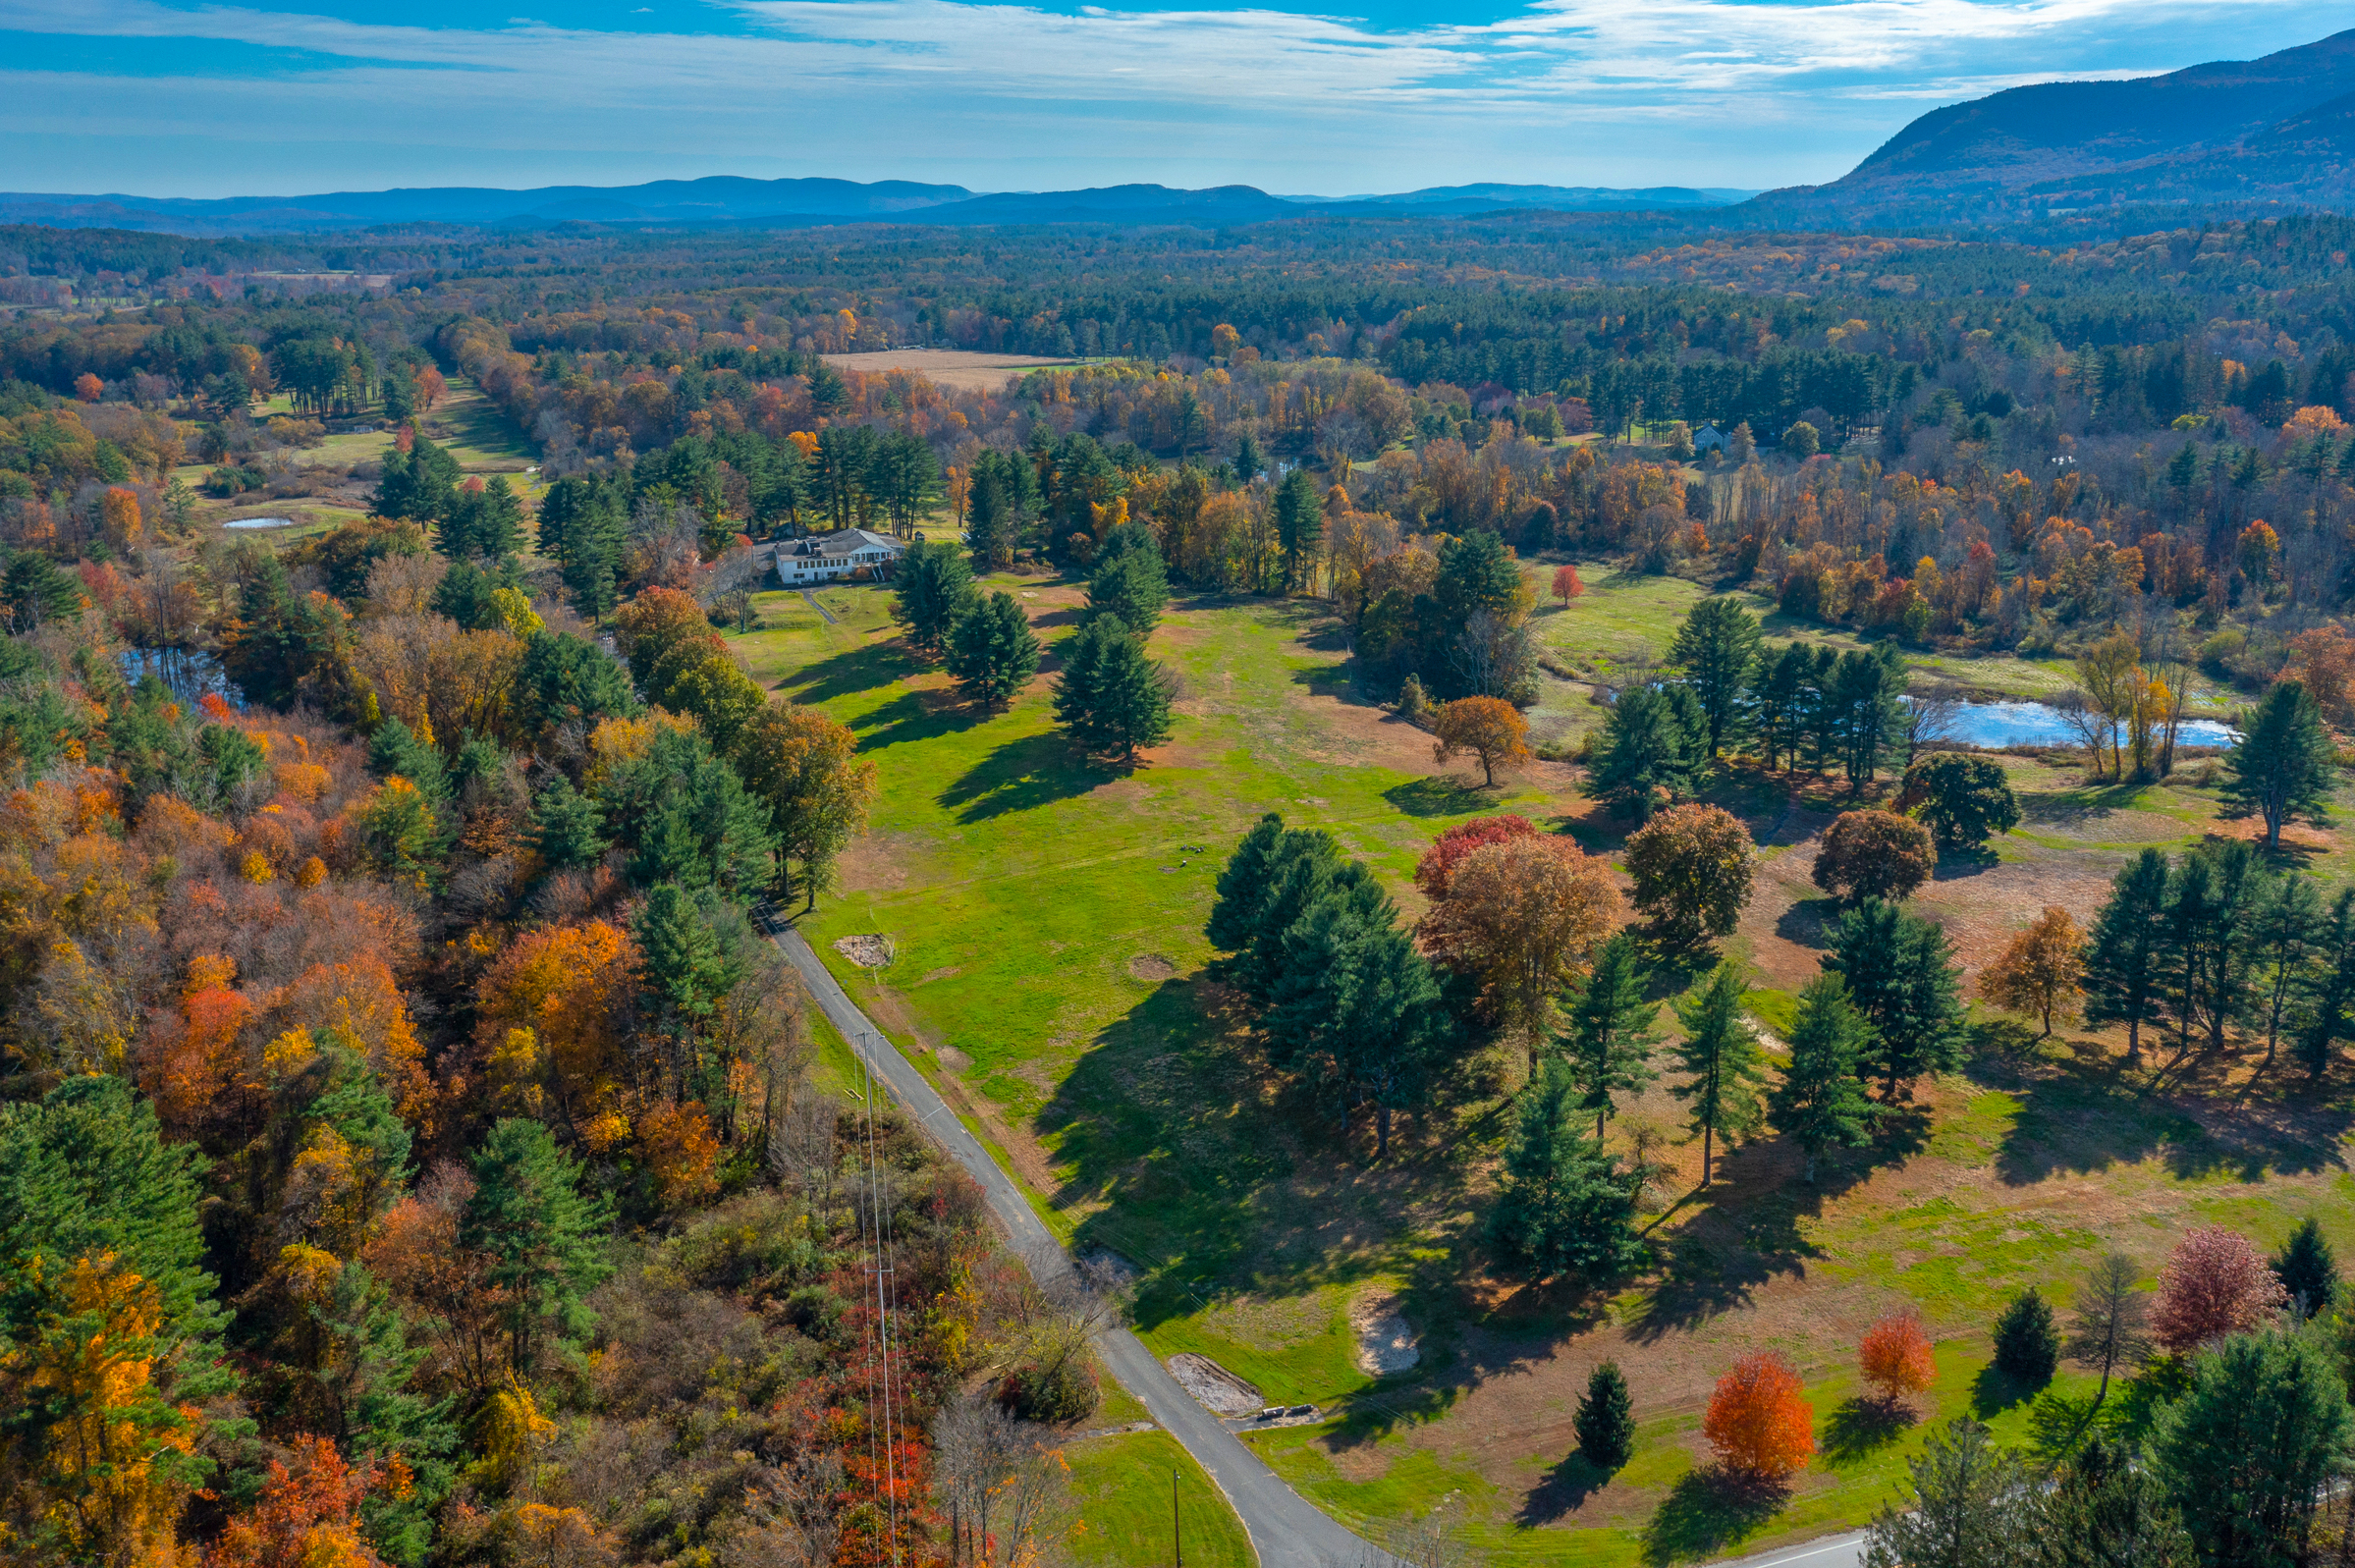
[731,560,2355,1562]
[1065,1429,1256,1568]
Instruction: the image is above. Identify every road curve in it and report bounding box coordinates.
[765,914,1393,1568]
[1711,1529,1869,1568]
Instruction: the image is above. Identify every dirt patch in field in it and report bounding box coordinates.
[833,934,896,968]
[821,348,1083,394]
[1168,1353,1264,1416]
[1351,1294,1421,1374]
[1127,953,1178,982]
[918,966,961,985]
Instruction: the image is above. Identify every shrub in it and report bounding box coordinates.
[1812,810,1936,902]
[1000,1357,1099,1424]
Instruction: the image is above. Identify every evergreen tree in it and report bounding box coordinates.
[592,722,776,892]
[1992,1287,2060,1385]
[1574,1361,1636,1472]
[1862,1419,2029,1568]
[2084,848,2170,1064]
[2247,872,2324,1069]
[1,551,83,628]
[2296,887,2355,1081]
[1237,831,1350,1000]
[2150,1327,2352,1568]
[2032,1439,2195,1568]
[2162,840,2261,1058]
[1755,641,1812,771]
[528,774,607,870]
[965,467,1014,571]
[1556,932,1659,1142]
[891,538,976,653]
[1823,898,1966,1097]
[1668,596,1762,757]
[945,590,1040,712]
[1087,545,1170,633]
[634,882,740,1033]
[2219,679,2334,850]
[1670,963,1766,1186]
[1052,619,1174,761]
[1830,643,1907,796]
[1486,1057,1644,1281]
[299,1261,456,1567]
[1206,813,1287,960]
[429,557,507,630]
[513,630,636,737]
[1768,973,1878,1181]
[367,717,450,805]
[1273,466,1323,594]
[0,1077,232,1558]
[1590,684,1705,820]
[462,1118,613,1374]
[2272,1217,2338,1318]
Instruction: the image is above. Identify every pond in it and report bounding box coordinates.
[223,515,298,530]
[1925,697,2239,750]
[121,647,242,709]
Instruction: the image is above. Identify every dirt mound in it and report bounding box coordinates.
[1127,953,1178,982]
[1351,1295,1421,1375]
[1166,1353,1261,1416]
[833,934,894,968]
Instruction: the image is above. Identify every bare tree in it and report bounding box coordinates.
[1901,682,1966,767]
[933,1392,1076,1567]
[2052,688,2116,781]
[2066,1252,2152,1409]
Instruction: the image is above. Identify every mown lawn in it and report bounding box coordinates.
[734,564,2355,1562]
[1065,1428,1256,1568]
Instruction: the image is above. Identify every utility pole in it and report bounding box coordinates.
[1173,1468,1181,1568]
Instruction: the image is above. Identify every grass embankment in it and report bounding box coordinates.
[729,562,2355,1563]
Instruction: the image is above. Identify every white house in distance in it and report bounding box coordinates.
[767,527,908,585]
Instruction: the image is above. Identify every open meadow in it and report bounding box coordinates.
[735,561,2355,1564]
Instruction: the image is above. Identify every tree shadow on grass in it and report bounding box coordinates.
[1385,776,1494,817]
[1932,846,1999,881]
[776,639,914,707]
[940,730,1106,824]
[1986,1049,2352,1186]
[1970,1365,2042,1421]
[1822,1395,1916,1466]
[1774,895,1839,948]
[1517,1452,1609,1527]
[1640,1468,1789,1567]
[853,686,992,750]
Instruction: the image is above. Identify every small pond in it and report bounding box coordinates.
[223,515,298,530]
[1927,697,2238,750]
[121,647,241,709]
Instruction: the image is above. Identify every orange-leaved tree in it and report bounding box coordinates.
[1979,907,2085,1039]
[1552,564,1584,604]
[207,1433,384,1568]
[1858,1309,1937,1405]
[1418,835,1621,1068]
[1431,696,1531,787]
[1704,1351,1814,1479]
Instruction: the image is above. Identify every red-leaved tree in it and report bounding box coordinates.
[1411,814,1539,901]
[208,1433,384,1568]
[2152,1225,2287,1354]
[1553,564,1585,605]
[1858,1309,1937,1405]
[1703,1351,1814,1479]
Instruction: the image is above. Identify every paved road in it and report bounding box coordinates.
[767,915,1392,1568]
[1712,1530,1868,1568]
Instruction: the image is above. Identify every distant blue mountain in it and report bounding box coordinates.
[0,176,1756,237]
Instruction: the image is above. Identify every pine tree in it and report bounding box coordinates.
[945,590,1040,712]
[1590,684,1704,820]
[1668,596,1762,757]
[1574,1361,1636,1472]
[1052,619,1174,761]
[2296,887,2355,1081]
[2246,872,2323,1069]
[1239,834,1352,1000]
[1992,1287,2059,1385]
[965,468,1014,571]
[1861,1419,2029,1568]
[2084,848,2170,1064]
[2034,1439,2196,1568]
[461,1118,613,1374]
[1756,641,1813,772]
[1486,1057,1643,1281]
[1274,466,1323,593]
[2150,1328,2353,1568]
[1823,898,1965,1097]
[1207,814,1287,960]
[2218,678,2334,849]
[891,538,976,652]
[1768,973,1878,1180]
[633,882,740,1030]
[1088,536,1170,632]
[1556,932,1659,1142]
[1670,962,1766,1187]
[528,774,607,869]
[2271,1217,2338,1318]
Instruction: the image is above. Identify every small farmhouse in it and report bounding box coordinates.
[769,528,907,585]
[1692,424,1728,454]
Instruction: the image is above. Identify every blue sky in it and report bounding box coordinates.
[0,0,2336,197]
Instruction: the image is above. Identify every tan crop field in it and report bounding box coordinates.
[820,348,1089,392]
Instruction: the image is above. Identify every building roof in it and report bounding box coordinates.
[775,528,904,562]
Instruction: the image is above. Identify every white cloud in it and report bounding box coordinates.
[0,0,2328,190]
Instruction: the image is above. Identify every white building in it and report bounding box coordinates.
[769,528,907,585]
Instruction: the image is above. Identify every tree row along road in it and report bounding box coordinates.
[762,913,1394,1568]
